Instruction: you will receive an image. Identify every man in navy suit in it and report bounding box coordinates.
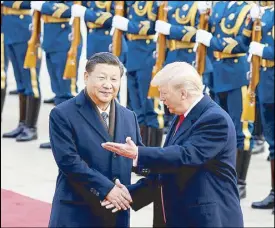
[48,52,142,227]
[102,61,244,227]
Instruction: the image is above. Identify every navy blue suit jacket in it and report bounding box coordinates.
[130,95,243,227]
[49,90,142,227]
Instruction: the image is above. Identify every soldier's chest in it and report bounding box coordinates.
[127,1,157,21]
[167,1,197,26]
[86,1,112,12]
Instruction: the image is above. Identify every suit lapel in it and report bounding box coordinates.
[168,95,213,145]
[114,101,125,142]
[76,90,112,142]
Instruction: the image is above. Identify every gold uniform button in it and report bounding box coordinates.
[182,29,186,33]
[139,6,143,10]
[227,24,231,28]
[89,29,93,33]
[217,34,221,38]
[265,43,269,47]
[146,39,150,44]
[105,30,109,35]
[188,49,192,53]
[129,15,133,19]
[222,42,226,46]
[61,24,65,29]
[267,32,271,35]
[96,13,100,16]
[263,67,267,71]
[19,15,24,19]
[172,14,175,18]
[53,6,57,10]
[234,59,238,63]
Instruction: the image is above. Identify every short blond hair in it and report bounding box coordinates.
[151,61,203,96]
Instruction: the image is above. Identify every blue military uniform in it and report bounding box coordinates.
[37,1,82,149]
[206,1,254,199]
[2,1,42,142]
[243,4,274,213]
[125,1,164,147]
[1,12,9,118]
[82,1,127,63]
[40,1,81,106]
[164,1,214,130]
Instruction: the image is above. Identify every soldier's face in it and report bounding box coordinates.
[85,64,121,106]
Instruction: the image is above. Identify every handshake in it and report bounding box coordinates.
[101,179,133,213]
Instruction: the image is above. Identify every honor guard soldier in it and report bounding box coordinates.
[2,1,41,142]
[196,1,254,199]
[155,1,214,132]
[30,1,82,149]
[1,2,9,120]
[71,1,127,63]
[244,1,274,214]
[111,1,164,147]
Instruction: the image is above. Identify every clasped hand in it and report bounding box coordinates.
[101,179,132,213]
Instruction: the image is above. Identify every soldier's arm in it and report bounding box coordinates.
[41,1,73,18]
[169,9,200,43]
[126,1,157,35]
[83,1,113,28]
[3,1,31,9]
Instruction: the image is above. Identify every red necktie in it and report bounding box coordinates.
[175,114,185,133]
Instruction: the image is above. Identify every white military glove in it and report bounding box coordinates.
[155,20,171,35]
[112,15,129,31]
[30,1,45,12]
[197,1,211,14]
[249,41,264,57]
[250,4,265,21]
[195,29,213,47]
[71,4,86,18]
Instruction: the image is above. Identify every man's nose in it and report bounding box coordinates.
[103,80,113,89]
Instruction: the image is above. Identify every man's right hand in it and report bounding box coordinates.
[105,180,132,211]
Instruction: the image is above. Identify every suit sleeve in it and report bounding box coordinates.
[41,1,73,18]
[137,113,229,173]
[49,108,115,201]
[127,175,158,211]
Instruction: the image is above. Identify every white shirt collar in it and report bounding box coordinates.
[97,104,111,116]
[183,94,204,118]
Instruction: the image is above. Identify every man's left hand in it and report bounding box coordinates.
[101,179,132,213]
[102,137,137,159]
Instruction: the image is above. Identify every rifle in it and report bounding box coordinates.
[112,1,124,57]
[63,1,81,79]
[241,16,262,123]
[148,1,168,98]
[24,10,41,69]
[194,3,211,76]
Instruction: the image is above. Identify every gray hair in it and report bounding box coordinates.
[151,61,204,97]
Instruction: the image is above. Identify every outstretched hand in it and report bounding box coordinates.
[102,137,138,159]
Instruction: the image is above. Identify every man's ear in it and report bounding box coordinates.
[84,71,89,85]
[181,88,188,100]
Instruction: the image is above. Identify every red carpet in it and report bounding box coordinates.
[1,189,51,227]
